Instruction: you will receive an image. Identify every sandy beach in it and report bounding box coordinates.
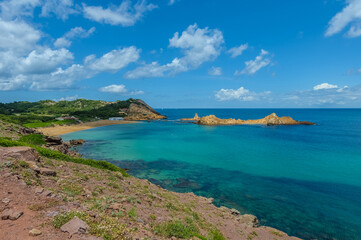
[37,120,136,136]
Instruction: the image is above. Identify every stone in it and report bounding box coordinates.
[60,216,89,238]
[237,214,259,227]
[44,136,63,146]
[1,208,23,220]
[29,228,42,236]
[230,208,241,216]
[108,203,122,211]
[1,198,11,205]
[69,139,85,146]
[39,168,56,176]
[0,147,40,162]
[42,190,52,197]
[34,187,44,194]
[207,197,214,204]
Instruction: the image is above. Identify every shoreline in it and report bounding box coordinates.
[37,119,137,136]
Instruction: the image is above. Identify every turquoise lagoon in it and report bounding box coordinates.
[62,109,361,240]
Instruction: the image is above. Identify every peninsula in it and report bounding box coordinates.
[181,113,314,126]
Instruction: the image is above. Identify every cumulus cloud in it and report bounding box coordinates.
[99,84,144,95]
[208,67,222,76]
[235,49,271,75]
[54,26,95,48]
[83,0,157,26]
[0,0,41,19]
[227,43,248,58]
[40,0,78,20]
[325,0,361,37]
[313,83,339,90]
[215,86,271,101]
[125,23,224,79]
[85,47,140,72]
[55,95,79,101]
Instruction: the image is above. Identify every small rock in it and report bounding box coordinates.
[207,197,214,204]
[34,187,44,194]
[2,198,11,205]
[46,211,59,217]
[230,208,241,216]
[1,208,23,220]
[39,168,56,176]
[42,190,52,197]
[60,216,89,238]
[29,228,42,236]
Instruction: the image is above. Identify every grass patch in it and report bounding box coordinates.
[60,181,83,197]
[154,220,199,239]
[0,138,129,177]
[128,207,137,219]
[208,229,226,240]
[29,199,61,211]
[19,161,29,168]
[19,134,45,146]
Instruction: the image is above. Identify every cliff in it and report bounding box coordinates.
[182,113,314,126]
[123,99,167,121]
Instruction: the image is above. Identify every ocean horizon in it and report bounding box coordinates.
[62,108,361,240]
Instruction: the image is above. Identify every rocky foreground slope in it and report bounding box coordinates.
[182,113,314,126]
[0,121,300,240]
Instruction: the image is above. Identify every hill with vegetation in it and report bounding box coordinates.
[0,98,165,128]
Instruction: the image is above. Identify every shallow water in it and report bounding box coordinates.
[62,109,361,240]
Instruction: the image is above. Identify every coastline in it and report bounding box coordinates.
[37,120,137,136]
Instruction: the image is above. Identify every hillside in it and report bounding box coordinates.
[0,99,166,128]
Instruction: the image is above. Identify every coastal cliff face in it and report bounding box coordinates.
[183,113,314,126]
[123,99,167,121]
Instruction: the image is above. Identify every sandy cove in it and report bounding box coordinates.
[37,120,137,136]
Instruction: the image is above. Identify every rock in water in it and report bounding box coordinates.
[60,216,89,238]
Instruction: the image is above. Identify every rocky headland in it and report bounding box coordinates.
[0,120,301,240]
[181,113,314,126]
[123,99,167,121]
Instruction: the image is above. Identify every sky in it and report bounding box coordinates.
[0,0,361,108]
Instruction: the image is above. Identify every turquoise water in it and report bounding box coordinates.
[62,109,361,240]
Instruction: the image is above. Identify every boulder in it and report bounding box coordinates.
[1,208,23,220]
[69,139,85,146]
[0,147,40,162]
[237,214,259,227]
[39,168,57,176]
[60,216,89,238]
[44,136,63,146]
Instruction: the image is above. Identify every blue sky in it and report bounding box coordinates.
[0,0,360,108]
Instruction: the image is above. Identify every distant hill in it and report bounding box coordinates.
[0,98,166,127]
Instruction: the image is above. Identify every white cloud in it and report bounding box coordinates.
[0,0,41,19]
[168,0,177,5]
[285,84,360,106]
[208,66,222,76]
[0,19,41,52]
[313,83,338,90]
[86,47,140,72]
[236,49,271,75]
[215,86,270,101]
[125,23,224,79]
[56,95,79,101]
[20,48,73,74]
[83,0,157,26]
[0,75,27,91]
[227,43,248,58]
[54,26,96,48]
[325,0,361,37]
[99,84,144,95]
[40,0,78,20]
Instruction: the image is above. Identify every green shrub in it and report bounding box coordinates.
[19,134,45,146]
[154,220,199,239]
[19,161,29,168]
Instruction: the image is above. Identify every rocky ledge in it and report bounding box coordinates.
[181,113,314,126]
[123,99,167,121]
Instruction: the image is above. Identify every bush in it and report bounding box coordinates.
[19,134,46,146]
[154,220,199,239]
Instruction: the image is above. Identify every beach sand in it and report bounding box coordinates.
[37,120,136,136]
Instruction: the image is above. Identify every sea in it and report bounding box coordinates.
[61,109,361,240]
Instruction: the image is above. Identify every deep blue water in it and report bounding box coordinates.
[62,109,361,240]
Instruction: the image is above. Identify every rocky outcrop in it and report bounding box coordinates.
[69,139,85,146]
[184,113,314,126]
[0,147,40,162]
[60,216,89,238]
[123,99,166,121]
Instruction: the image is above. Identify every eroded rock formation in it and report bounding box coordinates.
[182,113,314,126]
[123,99,166,121]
